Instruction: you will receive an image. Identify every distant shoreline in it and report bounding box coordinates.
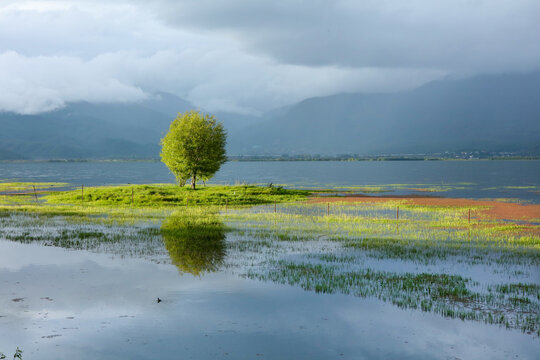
[1,156,539,164]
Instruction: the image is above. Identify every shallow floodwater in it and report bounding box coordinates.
[1,160,539,358]
[1,240,539,360]
[1,160,539,202]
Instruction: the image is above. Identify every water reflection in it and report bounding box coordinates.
[161,210,226,276]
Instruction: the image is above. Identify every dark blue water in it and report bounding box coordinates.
[1,160,539,202]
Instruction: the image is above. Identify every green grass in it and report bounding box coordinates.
[0,181,68,192]
[44,183,310,207]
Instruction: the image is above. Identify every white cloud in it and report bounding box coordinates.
[0,0,537,115]
[152,0,540,72]
[0,51,148,114]
[0,48,445,115]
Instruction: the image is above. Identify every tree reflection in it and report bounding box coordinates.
[161,210,226,276]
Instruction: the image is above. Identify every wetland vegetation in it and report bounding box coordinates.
[1,181,539,338]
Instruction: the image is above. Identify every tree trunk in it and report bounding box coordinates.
[191,174,197,190]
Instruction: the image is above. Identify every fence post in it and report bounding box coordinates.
[225,199,228,213]
[327,202,329,216]
[81,184,84,203]
[274,200,277,213]
[468,209,471,224]
[396,206,399,220]
[131,187,134,205]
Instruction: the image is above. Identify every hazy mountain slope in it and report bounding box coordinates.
[229,72,540,155]
[0,104,167,159]
[0,92,259,159]
[2,74,539,160]
[141,92,194,118]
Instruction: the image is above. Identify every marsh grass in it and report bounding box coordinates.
[227,201,539,335]
[1,182,539,335]
[0,181,68,193]
[247,261,540,335]
[224,202,539,265]
[0,347,23,360]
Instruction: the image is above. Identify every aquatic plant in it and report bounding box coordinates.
[247,261,540,335]
[0,347,23,360]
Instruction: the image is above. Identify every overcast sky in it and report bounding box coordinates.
[1,0,539,115]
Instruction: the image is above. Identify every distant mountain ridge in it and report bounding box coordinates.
[0,92,258,159]
[1,72,539,160]
[228,72,540,155]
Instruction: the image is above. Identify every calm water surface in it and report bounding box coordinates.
[1,241,539,360]
[1,161,539,359]
[1,160,539,201]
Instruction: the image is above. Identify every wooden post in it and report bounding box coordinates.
[274,200,277,213]
[81,184,84,203]
[131,187,134,205]
[225,199,228,213]
[396,206,399,220]
[32,185,38,203]
[468,209,471,224]
[327,202,329,216]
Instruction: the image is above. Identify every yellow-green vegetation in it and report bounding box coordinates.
[224,201,539,265]
[44,183,310,207]
[1,181,539,336]
[0,182,70,206]
[0,181,68,192]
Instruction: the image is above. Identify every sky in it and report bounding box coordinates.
[1,0,539,115]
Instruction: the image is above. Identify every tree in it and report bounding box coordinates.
[160,110,227,189]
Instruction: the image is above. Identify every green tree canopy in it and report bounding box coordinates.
[161,110,227,189]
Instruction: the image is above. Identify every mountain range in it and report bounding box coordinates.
[229,72,540,155]
[1,72,539,160]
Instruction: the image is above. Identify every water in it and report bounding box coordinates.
[1,241,539,360]
[1,160,539,201]
[1,160,539,359]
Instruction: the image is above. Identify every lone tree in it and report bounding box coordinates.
[161,110,227,189]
